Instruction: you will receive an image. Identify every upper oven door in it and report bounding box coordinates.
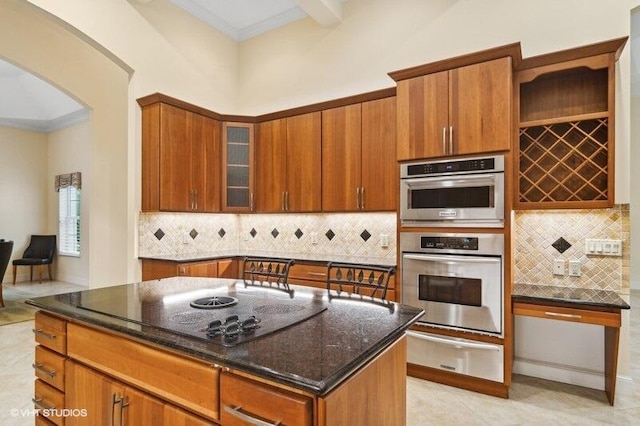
[400,172,504,226]
[402,252,503,335]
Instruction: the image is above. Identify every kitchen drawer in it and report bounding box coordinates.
[406,330,504,383]
[513,302,621,327]
[66,322,220,421]
[220,372,313,426]
[34,379,65,426]
[290,262,396,289]
[34,312,67,355]
[34,346,66,391]
[289,263,328,283]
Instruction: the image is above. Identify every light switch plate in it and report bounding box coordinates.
[585,239,622,256]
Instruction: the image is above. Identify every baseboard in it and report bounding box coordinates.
[513,356,604,390]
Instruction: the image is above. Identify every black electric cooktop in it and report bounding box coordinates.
[75,285,327,347]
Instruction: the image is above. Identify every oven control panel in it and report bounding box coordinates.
[420,236,478,251]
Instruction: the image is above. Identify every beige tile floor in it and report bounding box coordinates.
[0,282,638,425]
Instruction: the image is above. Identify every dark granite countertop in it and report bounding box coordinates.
[138,250,396,267]
[512,283,630,310]
[27,277,423,396]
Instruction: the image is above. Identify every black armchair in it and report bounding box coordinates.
[0,239,13,307]
[12,235,56,285]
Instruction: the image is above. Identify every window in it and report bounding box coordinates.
[56,172,81,257]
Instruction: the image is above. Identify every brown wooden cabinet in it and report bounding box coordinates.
[515,37,626,209]
[395,56,512,160]
[255,112,321,212]
[66,361,211,426]
[141,258,239,281]
[141,102,221,212]
[322,97,397,212]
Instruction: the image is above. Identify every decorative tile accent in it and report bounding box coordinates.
[189,229,198,239]
[360,230,372,242]
[271,228,279,238]
[139,212,396,262]
[551,237,571,254]
[154,229,165,240]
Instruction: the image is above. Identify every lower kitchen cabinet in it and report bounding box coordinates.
[65,361,211,426]
[141,258,239,281]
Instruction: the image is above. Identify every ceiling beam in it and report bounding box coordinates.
[294,0,342,27]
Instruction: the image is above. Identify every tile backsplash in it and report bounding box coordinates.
[139,212,397,262]
[514,204,630,294]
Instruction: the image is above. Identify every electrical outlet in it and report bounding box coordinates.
[311,232,318,245]
[380,234,389,248]
[569,260,581,277]
[553,259,566,276]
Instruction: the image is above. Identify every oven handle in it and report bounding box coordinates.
[403,254,501,264]
[406,331,501,351]
[403,174,498,189]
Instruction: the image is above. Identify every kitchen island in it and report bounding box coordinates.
[27,277,423,425]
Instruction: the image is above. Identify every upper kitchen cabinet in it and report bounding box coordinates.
[390,45,519,161]
[322,97,397,211]
[515,37,627,209]
[255,112,322,212]
[139,97,221,212]
[222,122,255,212]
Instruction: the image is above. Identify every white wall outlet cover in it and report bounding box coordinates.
[553,259,566,276]
[568,260,581,277]
[380,234,389,248]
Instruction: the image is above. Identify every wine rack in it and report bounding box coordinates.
[519,117,609,204]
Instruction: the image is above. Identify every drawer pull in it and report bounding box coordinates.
[33,328,57,340]
[544,312,582,320]
[224,404,282,426]
[32,363,56,378]
[307,272,327,277]
[32,397,55,411]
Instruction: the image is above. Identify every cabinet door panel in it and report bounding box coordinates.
[286,112,322,212]
[396,71,449,160]
[361,97,397,211]
[449,57,512,155]
[181,261,218,277]
[255,119,288,212]
[192,115,221,212]
[122,385,167,426]
[66,361,125,426]
[159,104,192,211]
[322,104,362,211]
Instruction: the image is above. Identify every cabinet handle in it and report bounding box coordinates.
[360,187,365,210]
[442,127,447,154]
[224,405,282,426]
[356,187,361,209]
[193,190,198,210]
[32,329,56,340]
[544,312,582,320]
[189,190,194,210]
[250,192,255,211]
[32,363,56,378]
[110,393,125,426]
[449,126,454,154]
[32,396,55,411]
[285,191,289,211]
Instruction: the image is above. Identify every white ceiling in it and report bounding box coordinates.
[0,59,88,133]
[1,1,638,133]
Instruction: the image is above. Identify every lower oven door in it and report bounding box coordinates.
[406,330,504,383]
[402,253,502,335]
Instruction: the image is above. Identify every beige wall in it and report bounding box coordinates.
[0,126,47,283]
[47,121,91,285]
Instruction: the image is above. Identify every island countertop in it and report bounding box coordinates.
[27,277,423,396]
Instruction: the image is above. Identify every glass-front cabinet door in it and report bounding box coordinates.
[222,122,254,212]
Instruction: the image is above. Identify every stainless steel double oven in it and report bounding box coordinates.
[400,154,505,383]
